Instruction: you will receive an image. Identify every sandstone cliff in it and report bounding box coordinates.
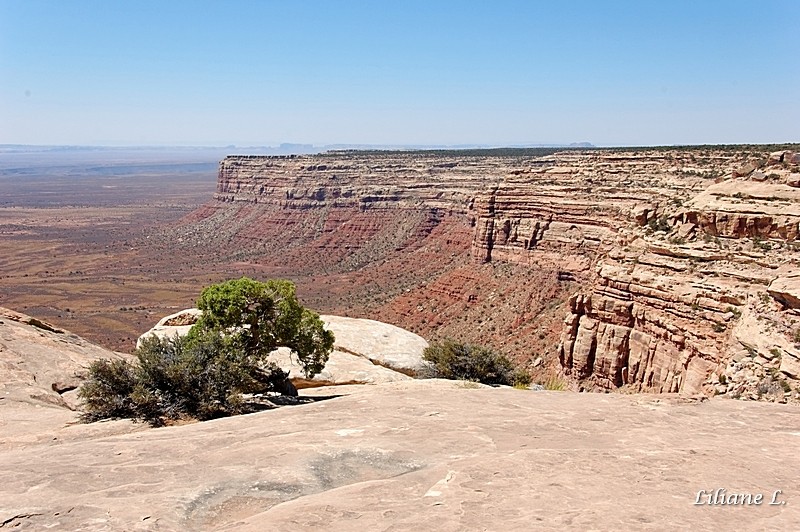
[168,146,800,399]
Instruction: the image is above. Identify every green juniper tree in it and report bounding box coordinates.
[79,277,334,425]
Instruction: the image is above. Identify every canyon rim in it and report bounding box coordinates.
[159,146,800,400]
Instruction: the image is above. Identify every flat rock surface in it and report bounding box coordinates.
[269,347,411,388]
[1,379,798,531]
[320,315,429,374]
[0,307,136,450]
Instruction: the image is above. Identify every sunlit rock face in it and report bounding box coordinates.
[177,147,800,398]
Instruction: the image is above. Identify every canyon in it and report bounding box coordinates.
[3,145,800,530]
[2,146,799,399]
[161,146,800,399]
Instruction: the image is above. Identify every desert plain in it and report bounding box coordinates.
[1,145,799,530]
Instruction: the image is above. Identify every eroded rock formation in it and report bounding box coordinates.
[3,305,798,530]
[0,306,136,449]
[169,146,800,399]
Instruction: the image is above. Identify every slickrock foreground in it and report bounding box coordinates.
[3,305,797,530]
[1,380,798,531]
[0,307,138,450]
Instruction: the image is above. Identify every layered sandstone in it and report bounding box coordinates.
[0,307,137,450]
[549,152,800,397]
[170,146,800,398]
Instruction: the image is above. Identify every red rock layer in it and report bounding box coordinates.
[167,148,800,396]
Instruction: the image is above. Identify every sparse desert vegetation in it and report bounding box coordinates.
[421,339,531,387]
[2,1,797,528]
[3,145,800,398]
[80,278,333,424]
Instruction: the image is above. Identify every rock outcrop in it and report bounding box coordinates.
[165,146,800,399]
[768,269,800,309]
[318,315,429,375]
[136,310,428,387]
[1,379,798,530]
[3,306,798,529]
[0,307,135,449]
[0,307,130,408]
[678,180,800,240]
[270,347,412,387]
[135,308,202,348]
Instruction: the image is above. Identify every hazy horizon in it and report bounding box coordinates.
[1,1,797,147]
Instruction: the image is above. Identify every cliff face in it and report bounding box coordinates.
[177,148,800,398]
[214,154,484,211]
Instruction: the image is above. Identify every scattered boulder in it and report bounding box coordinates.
[60,389,83,411]
[269,347,411,388]
[631,204,653,226]
[320,315,429,375]
[768,151,789,165]
[159,308,202,326]
[676,222,696,239]
[768,273,800,309]
[136,308,201,348]
[733,161,757,177]
[51,376,83,394]
[780,351,800,379]
[136,310,427,386]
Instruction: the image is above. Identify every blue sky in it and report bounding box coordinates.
[0,0,797,147]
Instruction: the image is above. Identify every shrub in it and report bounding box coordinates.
[422,340,531,386]
[647,215,671,233]
[79,358,137,422]
[80,330,291,425]
[80,278,334,425]
[726,306,742,319]
[752,236,772,251]
[542,375,568,391]
[191,277,333,378]
[757,378,782,398]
